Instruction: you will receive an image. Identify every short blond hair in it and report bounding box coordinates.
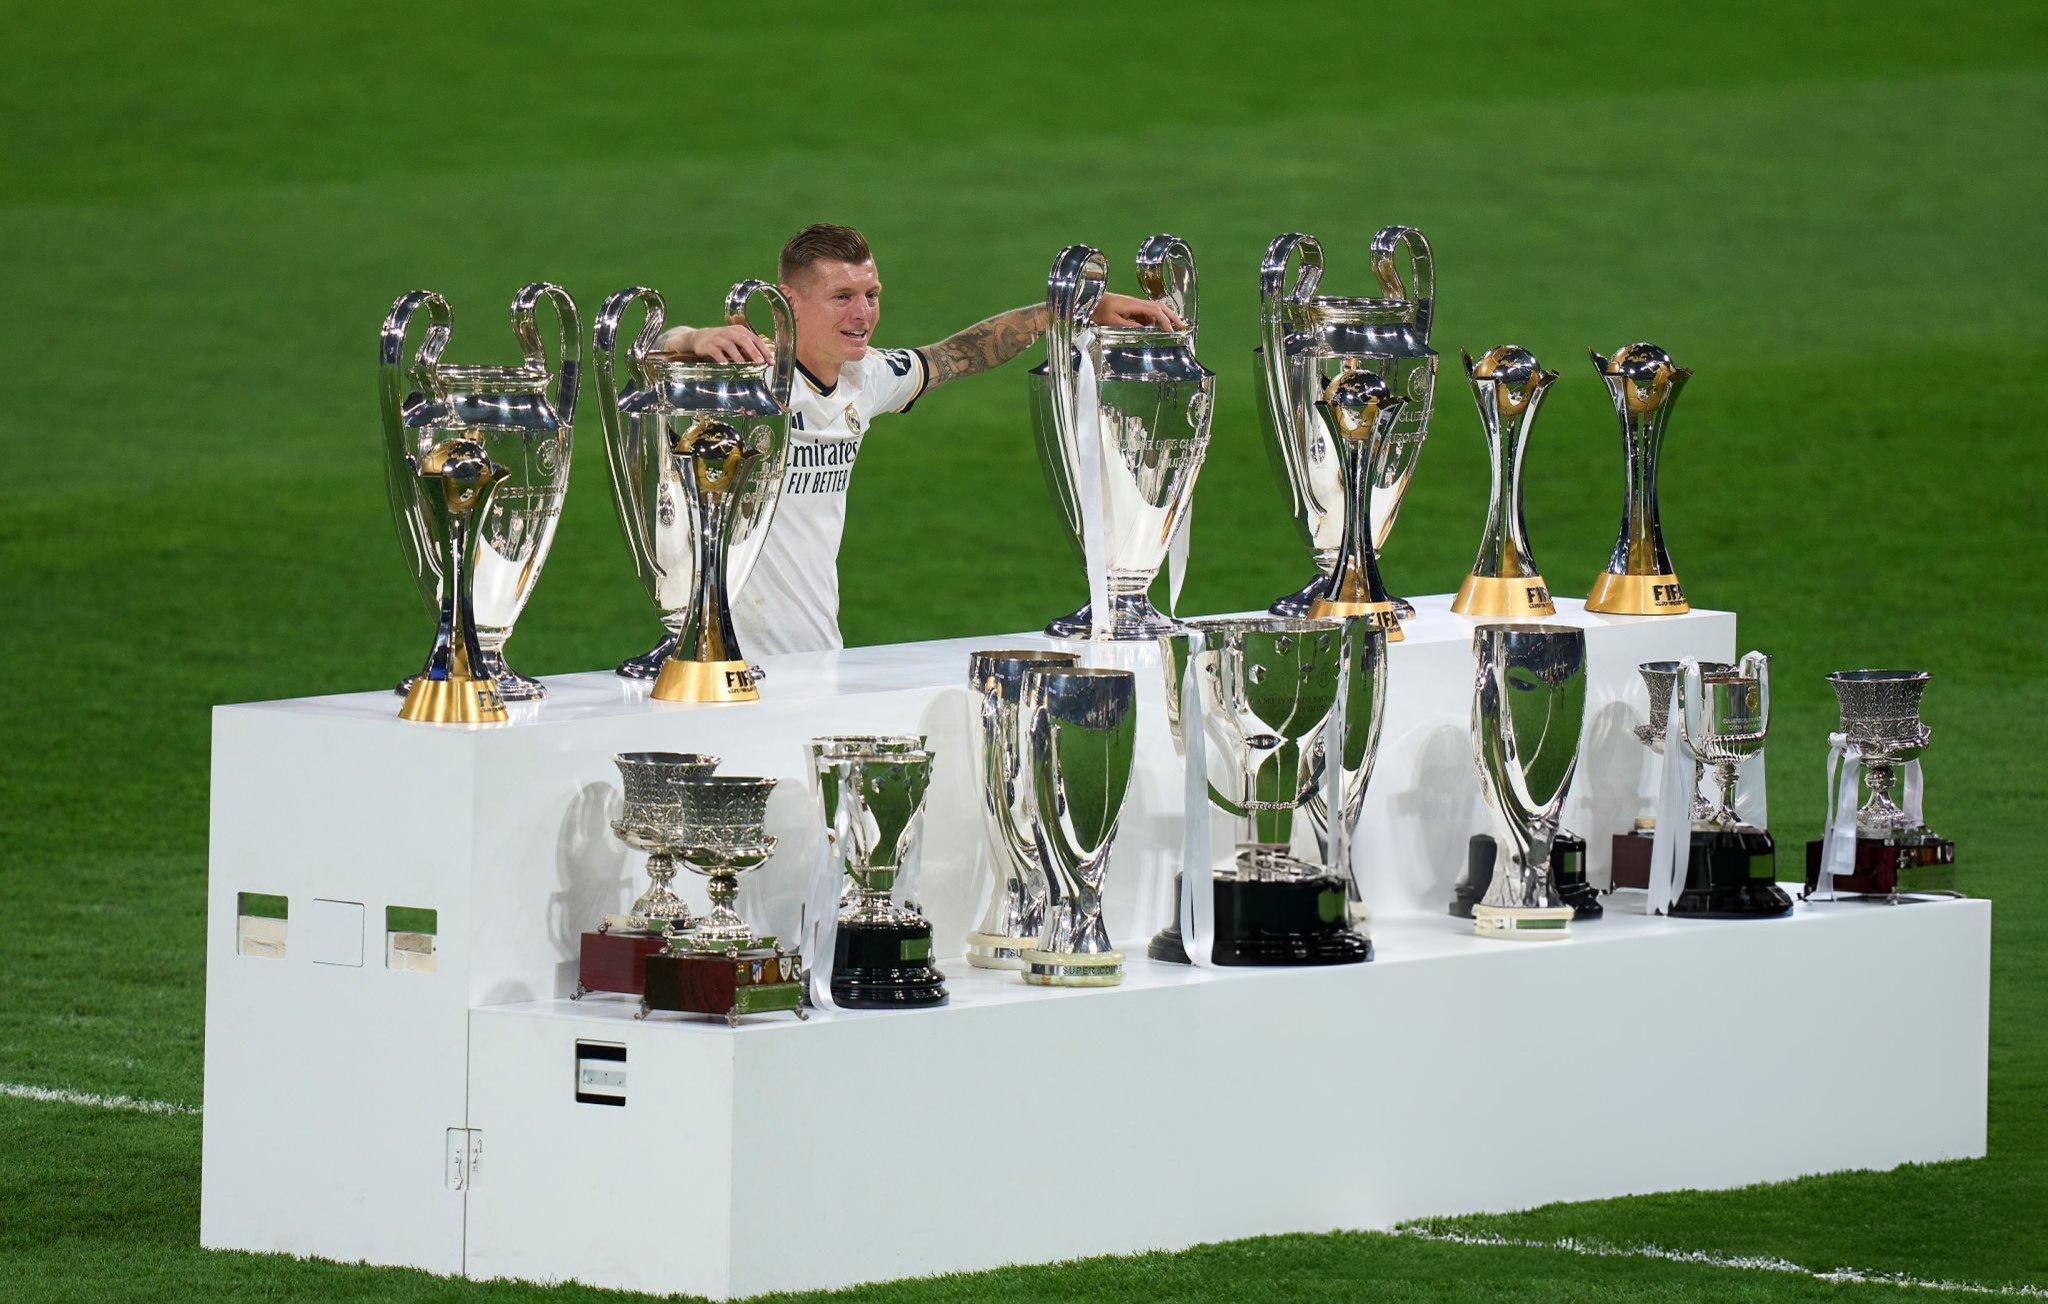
[779,224,873,283]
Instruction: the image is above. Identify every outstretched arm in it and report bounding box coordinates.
[654,323,772,365]
[920,293,1185,390]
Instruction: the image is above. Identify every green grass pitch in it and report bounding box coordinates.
[1,1,2043,1298]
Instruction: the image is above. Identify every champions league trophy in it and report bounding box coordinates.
[965,649,1080,968]
[1018,666,1138,985]
[1258,227,1438,619]
[1032,237,1214,639]
[1152,616,1379,966]
[1586,344,1691,615]
[574,751,719,1000]
[1469,624,1587,939]
[1610,659,1733,890]
[1806,670,1957,901]
[1451,347,1557,619]
[1306,368,1409,639]
[1664,655,1792,917]
[394,440,510,725]
[639,775,805,1025]
[593,283,794,681]
[381,285,579,701]
[811,743,947,1007]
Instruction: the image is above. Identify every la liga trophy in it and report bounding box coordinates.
[965,649,1080,968]
[1257,227,1438,619]
[1451,347,1557,618]
[1469,624,1587,939]
[393,439,509,725]
[1019,666,1138,986]
[380,284,579,701]
[1306,368,1409,640]
[811,741,947,1007]
[1031,237,1214,639]
[574,751,718,1001]
[593,282,793,681]
[1805,670,1957,901]
[1586,343,1690,615]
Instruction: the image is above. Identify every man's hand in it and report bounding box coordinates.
[656,324,774,365]
[1093,292,1185,332]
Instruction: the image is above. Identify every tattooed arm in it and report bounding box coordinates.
[918,292,1184,389]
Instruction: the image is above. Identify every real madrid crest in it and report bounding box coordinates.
[844,404,863,435]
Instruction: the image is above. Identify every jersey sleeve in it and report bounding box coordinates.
[861,347,930,418]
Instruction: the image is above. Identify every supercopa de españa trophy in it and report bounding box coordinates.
[652,419,766,704]
[1469,624,1586,939]
[1585,343,1691,615]
[1805,670,1957,901]
[574,751,719,1001]
[1451,347,1557,619]
[1307,368,1408,639]
[394,439,509,725]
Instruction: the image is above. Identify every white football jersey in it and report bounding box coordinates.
[733,346,930,656]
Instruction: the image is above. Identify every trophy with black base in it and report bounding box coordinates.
[1804,670,1958,902]
[1660,655,1793,918]
[811,740,947,1008]
[575,750,719,1000]
[1152,616,1378,966]
[1610,660,1733,891]
[1451,830,1601,920]
[637,776,806,1026]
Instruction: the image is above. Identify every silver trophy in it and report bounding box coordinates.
[1018,666,1138,985]
[811,743,947,1008]
[1306,368,1409,639]
[1586,343,1692,616]
[645,419,767,703]
[1636,659,1734,823]
[380,284,579,701]
[1826,670,1933,834]
[1156,616,1383,964]
[1032,237,1214,639]
[593,283,794,681]
[395,440,510,725]
[668,776,780,947]
[808,734,929,911]
[965,649,1080,968]
[1451,347,1557,619]
[1258,227,1437,618]
[607,751,720,932]
[1470,624,1587,938]
[1681,656,1770,831]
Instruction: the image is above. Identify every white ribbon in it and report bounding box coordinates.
[1645,659,1697,917]
[1178,630,1215,966]
[1815,733,1860,902]
[1904,758,1926,825]
[799,829,842,1012]
[1069,331,1112,641]
[1323,633,1353,895]
[1167,499,1192,619]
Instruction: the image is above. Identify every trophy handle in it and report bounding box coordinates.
[380,290,453,456]
[724,279,796,409]
[1258,232,1322,359]
[1045,245,1109,550]
[1370,225,1434,339]
[1677,657,1708,761]
[1135,233,1198,347]
[1739,650,1772,735]
[511,282,582,428]
[594,287,669,587]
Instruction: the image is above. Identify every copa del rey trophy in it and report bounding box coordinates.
[380,285,579,703]
[594,283,793,685]
[1806,670,1958,902]
[1031,237,1214,639]
[806,739,947,1008]
[1452,347,1557,619]
[1258,227,1438,621]
[1469,624,1587,939]
[1586,343,1691,615]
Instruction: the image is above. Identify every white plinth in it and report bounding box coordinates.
[199,599,1990,1296]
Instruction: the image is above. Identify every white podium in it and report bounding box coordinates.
[199,599,1990,1298]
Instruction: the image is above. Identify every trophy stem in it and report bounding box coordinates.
[694,865,752,943]
[399,443,510,726]
[655,421,761,704]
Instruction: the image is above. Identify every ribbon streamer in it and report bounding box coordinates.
[1178,629,1215,966]
[1069,331,1112,641]
[1644,659,1697,917]
[1815,733,1860,902]
[799,828,842,1011]
[1167,500,1192,619]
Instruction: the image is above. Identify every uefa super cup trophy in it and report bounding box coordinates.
[381,284,579,701]
[1153,616,1380,965]
[1586,344,1691,615]
[1665,654,1791,917]
[811,743,947,1007]
[1452,347,1557,619]
[1306,368,1409,639]
[1018,666,1138,985]
[1609,659,1734,891]
[1470,624,1587,938]
[1805,670,1956,900]
[1032,237,1214,639]
[594,283,794,680]
[1258,227,1438,618]
[395,440,510,725]
[965,649,1080,968]
[574,751,720,1002]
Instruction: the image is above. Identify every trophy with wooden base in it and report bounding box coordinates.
[1451,347,1557,619]
[637,776,806,1025]
[574,751,719,1001]
[1611,659,1731,891]
[1804,670,1958,902]
[1469,624,1586,939]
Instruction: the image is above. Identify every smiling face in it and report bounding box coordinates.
[782,258,882,374]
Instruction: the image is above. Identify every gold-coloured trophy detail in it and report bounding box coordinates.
[1452,346,1558,619]
[652,419,764,704]
[1585,343,1690,615]
[398,439,510,724]
[1307,367,1409,640]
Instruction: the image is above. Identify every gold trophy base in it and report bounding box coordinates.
[652,657,759,704]
[1585,571,1689,616]
[1452,574,1556,618]
[1473,903,1572,940]
[1306,597,1404,642]
[1021,948,1125,987]
[398,674,508,725]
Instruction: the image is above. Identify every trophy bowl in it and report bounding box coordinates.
[671,775,779,946]
[1019,665,1138,985]
[1827,669,1934,832]
[609,751,720,929]
[1470,623,1586,939]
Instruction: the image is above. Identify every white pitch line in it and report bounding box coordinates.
[1397,1226,2048,1298]
[1,1082,200,1117]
